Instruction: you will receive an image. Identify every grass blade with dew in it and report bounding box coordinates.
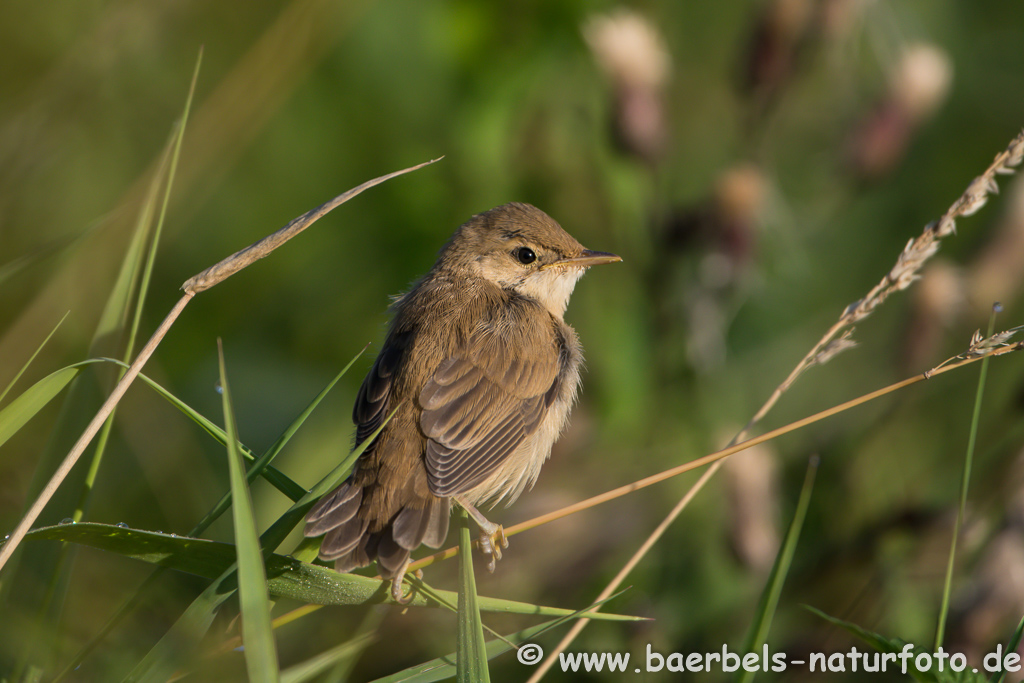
[456,509,490,683]
[0,311,69,407]
[218,340,281,682]
[935,306,999,651]
[23,524,644,619]
[736,455,818,683]
[50,354,361,680]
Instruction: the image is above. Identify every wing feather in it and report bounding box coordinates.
[419,315,560,499]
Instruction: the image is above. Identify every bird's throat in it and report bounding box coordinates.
[513,266,585,319]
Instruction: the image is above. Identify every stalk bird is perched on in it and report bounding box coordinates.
[304,203,620,602]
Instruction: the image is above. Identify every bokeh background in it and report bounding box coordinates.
[3,0,1024,680]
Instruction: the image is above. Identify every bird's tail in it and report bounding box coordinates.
[304,481,451,577]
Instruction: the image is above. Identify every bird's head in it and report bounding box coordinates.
[438,202,621,317]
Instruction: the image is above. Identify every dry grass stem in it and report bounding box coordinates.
[742,132,1024,435]
[408,335,1021,575]
[526,130,1024,677]
[0,160,440,574]
[182,158,442,293]
[0,292,194,573]
[925,324,1024,376]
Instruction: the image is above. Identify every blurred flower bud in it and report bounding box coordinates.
[739,0,814,113]
[712,163,767,268]
[584,9,671,165]
[664,163,767,267]
[848,44,953,179]
[723,442,781,575]
[967,174,1024,312]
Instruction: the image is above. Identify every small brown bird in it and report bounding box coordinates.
[304,202,620,602]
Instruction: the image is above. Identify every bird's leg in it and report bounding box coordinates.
[389,558,414,605]
[453,495,509,572]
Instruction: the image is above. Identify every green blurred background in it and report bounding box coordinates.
[3,0,1024,680]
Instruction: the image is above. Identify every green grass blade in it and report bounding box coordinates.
[124,564,238,683]
[804,606,944,683]
[192,347,365,536]
[22,523,641,620]
[0,360,104,450]
[280,632,376,683]
[991,614,1024,683]
[0,311,69,407]
[81,44,200,522]
[268,405,399,560]
[74,129,175,525]
[737,455,818,683]
[218,341,280,682]
[99,358,307,501]
[936,312,997,650]
[370,592,630,683]
[50,355,362,680]
[456,509,490,683]
[126,49,200,360]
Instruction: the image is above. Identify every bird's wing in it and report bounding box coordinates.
[419,323,563,498]
[351,329,411,458]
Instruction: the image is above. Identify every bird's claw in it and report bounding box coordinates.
[390,563,417,604]
[479,525,508,573]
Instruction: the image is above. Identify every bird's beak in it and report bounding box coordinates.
[543,249,622,270]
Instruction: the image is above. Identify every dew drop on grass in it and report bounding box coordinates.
[116,522,129,529]
[60,518,75,525]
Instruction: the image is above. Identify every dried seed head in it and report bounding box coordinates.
[813,331,858,365]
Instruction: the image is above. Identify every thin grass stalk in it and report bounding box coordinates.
[0,158,439,575]
[522,130,1024,678]
[0,312,69,406]
[411,336,1021,574]
[934,307,998,649]
[736,456,818,683]
[22,121,187,683]
[52,357,358,682]
[75,55,196,522]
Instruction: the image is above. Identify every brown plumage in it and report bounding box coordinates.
[304,202,620,601]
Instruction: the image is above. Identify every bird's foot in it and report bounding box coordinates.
[390,561,414,605]
[478,522,509,573]
[454,495,510,572]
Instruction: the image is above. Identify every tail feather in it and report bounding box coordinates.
[422,498,451,548]
[392,498,451,550]
[305,480,452,576]
[305,483,361,537]
[320,516,369,562]
[377,534,410,577]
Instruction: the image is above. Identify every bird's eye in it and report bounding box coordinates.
[513,247,536,265]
